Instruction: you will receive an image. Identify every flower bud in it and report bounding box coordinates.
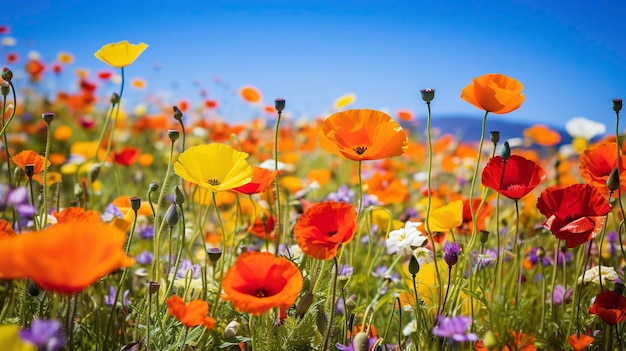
[174,185,185,205]
[607,167,620,192]
[490,131,500,144]
[613,98,623,113]
[28,280,40,297]
[615,283,625,295]
[353,332,370,351]
[420,89,435,103]
[479,230,490,245]
[223,320,240,339]
[408,255,419,276]
[130,196,142,212]
[500,141,510,161]
[295,292,314,318]
[42,112,55,124]
[148,281,160,295]
[274,98,286,112]
[206,247,222,265]
[168,129,180,142]
[110,92,120,105]
[165,203,179,227]
[90,164,101,183]
[172,106,183,121]
[148,182,159,192]
[0,83,9,96]
[1,67,13,82]
[24,164,35,179]
[74,183,84,198]
[316,308,328,334]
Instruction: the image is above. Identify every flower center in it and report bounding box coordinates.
[327,230,338,237]
[255,288,268,297]
[353,146,368,155]
[207,179,221,186]
[506,183,525,192]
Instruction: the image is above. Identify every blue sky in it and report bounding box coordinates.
[4,0,626,130]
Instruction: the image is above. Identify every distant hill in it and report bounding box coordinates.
[409,114,574,145]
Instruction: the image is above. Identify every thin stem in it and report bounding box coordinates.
[467,110,490,249]
[273,110,282,256]
[0,81,17,139]
[549,239,560,319]
[1,91,12,187]
[151,139,176,280]
[514,200,522,306]
[322,257,340,351]
[356,160,364,218]
[438,267,453,316]
[212,191,228,312]
[42,120,52,227]
[100,67,125,167]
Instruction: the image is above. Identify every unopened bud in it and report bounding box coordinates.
[148,182,159,192]
[615,283,625,296]
[420,88,435,103]
[536,246,546,260]
[353,332,370,351]
[168,129,180,142]
[500,141,510,161]
[148,281,160,295]
[295,292,314,318]
[42,112,55,124]
[223,320,240,339]
[274,98,285,112]
[165,203,179,227]
[110,92,120,105]
[130,196,141,212]
[1,68,13,82]
[480,230,490,245]
[316,308,328,334]
[173,106,183,121]
[607,167,620,192]
[207,247,222,265]
[408,255,419,276]
[90,164,101,183]
[613,98,623,113]
[0,83,9,96]
[28,280,40,297]
[24,164,35,179]
[174,185,185,205]
[490,131,500,144]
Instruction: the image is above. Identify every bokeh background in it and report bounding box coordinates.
[4,0,626,130]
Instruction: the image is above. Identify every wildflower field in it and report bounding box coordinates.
[1,38,625,351]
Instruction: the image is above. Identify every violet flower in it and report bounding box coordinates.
[336,336,377,351]
[104,286,131,307]
[443,241,461,267]
[135,250,154,265]
[432,315,478,343]
[547,284,573,305]
[173,259,201,279]
[19,319,66,351]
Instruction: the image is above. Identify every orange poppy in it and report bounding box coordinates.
[474,331,536,351]
[396,109,414,122]
[248,211,276,240]
[166,295,216,329]
[523,124,561,146]
[240,86,261,104]
[222,251,303,315]
[0,221,134,294]
[0,220,15,238]
[579,142,626,196]
[294,201,357,260]
[204,99,218,109]
[319,109,408,161]
[11,150,50,184]
[53,207,101,223]
[461,73,525,114]
[567,334,594,351]
[232,166,277,195]
[364,172,408,205]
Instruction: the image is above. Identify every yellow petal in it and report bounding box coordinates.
[94,40,148,68]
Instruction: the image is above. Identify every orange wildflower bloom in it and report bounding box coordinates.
[579,142,626,196]
[319,109,408,161]
[0,220,15,238]
[240,86,261,104]
[474,331,536,351]
[567,334,594,351]
[294,201,357,260]
[222,252,303,315]
[11,150,49,184]
[461,73,525,114]
[53,207,101,223]
[0,221,133,294]
[166,295,216,329]
[523,124,561,146]
[232,166,277,195]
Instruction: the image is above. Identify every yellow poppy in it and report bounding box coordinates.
[174,143,252,192]
[427,200,463,232]
[0,325,34,351]
[333,93,356,109]
[94,40,148,68]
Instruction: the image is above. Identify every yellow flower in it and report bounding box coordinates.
[57,51,74,64]
[427,200,463,232]
[174,144,252,192]
[94,40,148,68]
[0,325,34,351]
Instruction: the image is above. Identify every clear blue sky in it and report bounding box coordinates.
[4,0,626,129]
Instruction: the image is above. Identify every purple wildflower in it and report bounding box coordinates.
[443,241,461,267]
[547,284,573,305]
[432,315,478,343]
[336,336,377,351]
[140,224,154,239]
[104,286,131,307]
[101,203,124,222]
[472,249,496,270]
[173,259,201,279]
[135,250,154,265]
[338,264,354,277]
[19,319,66,351]
[326,185,355,204]
[3,186,37,217]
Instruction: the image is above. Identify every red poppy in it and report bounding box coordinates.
[0,220,15,238]
[6,52,19,64]
[25,59,45,82]
[113,147,141,166]
[97,70,113,80]
[481,155,546,200]
[232,166,277,195]
[579,142,626,196]
[204,99,218,109]
[460,198,493,233]
[248,212,276,240]
[294,201,357,260]
[166,295,216,329]
[222,251,303,315]
[537,184,612,248]
[589,290,626,325]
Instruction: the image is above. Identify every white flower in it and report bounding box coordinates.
[385,221,426,256]
[577,266,618,285]
[413,247,434,265]
[565,117,606,140]
[403,319,418,336]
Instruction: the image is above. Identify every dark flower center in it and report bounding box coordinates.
[327,230,338,237]
[208,179,221,186]
[353,146,367,155]
[255,288,268,297]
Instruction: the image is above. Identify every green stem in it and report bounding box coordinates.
[1,91,12,187]
[100,67,125,167]
[514,200,522,306]
[212,191,228,312]
[152,138,176,280]
[322,257,340,351]
[273,110,282,256]
[467,111,490,249]
[42,119,52,227]
[0,81,17,139]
